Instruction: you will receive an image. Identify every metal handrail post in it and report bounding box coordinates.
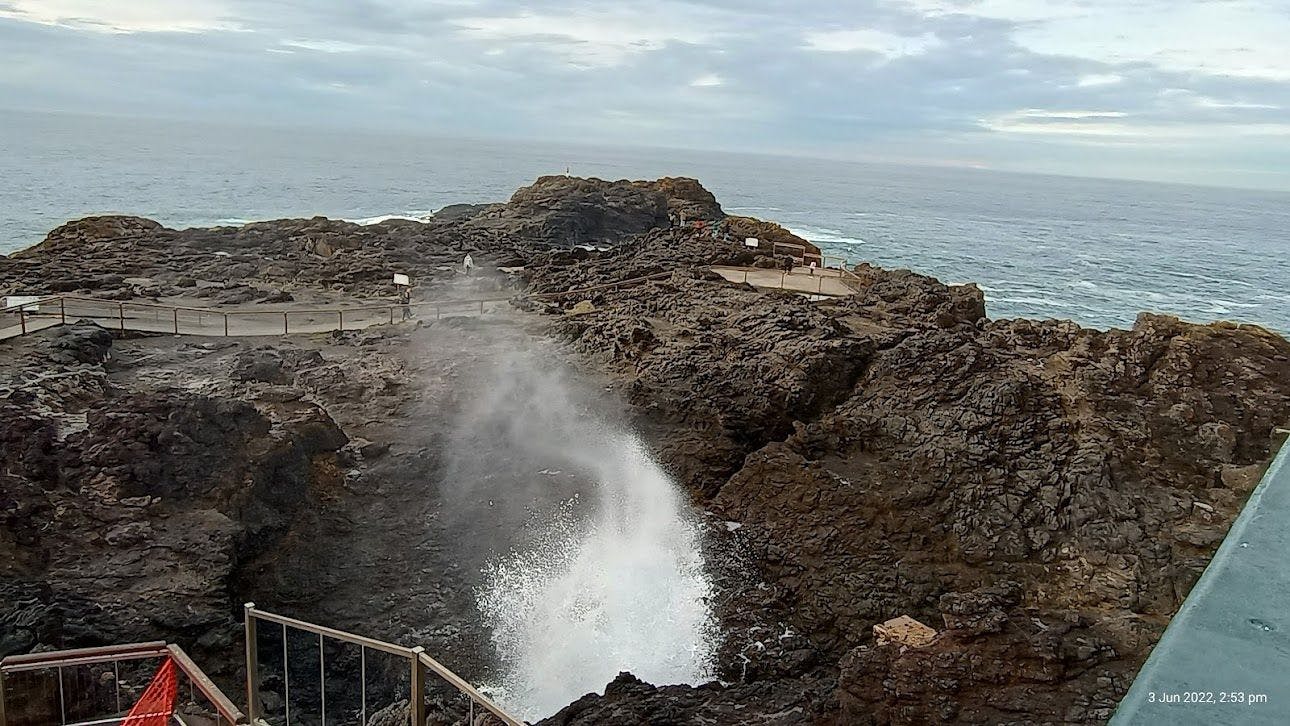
[283,313,289,335]
[244,603,260,723]
[18,308,25,335]
[173,309,179,334]
[224,314,229,337]
[409,646,426,726]
[337,311,343,332]
[282,623,290,726]
[60,297,66,324]
[0,665,8,726]
[118,303,125,332]
[318,633,326,725]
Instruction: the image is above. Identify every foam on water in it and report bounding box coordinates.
[787,224,867,248]
[476,434,717,721]
[344,210,436,225]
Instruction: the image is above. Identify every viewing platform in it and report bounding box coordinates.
[1113,433,1290,725]
[711,264,859,296]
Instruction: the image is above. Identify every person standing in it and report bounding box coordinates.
[463,253,475,276]
[399,286,412,320]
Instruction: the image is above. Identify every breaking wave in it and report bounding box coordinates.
[344,210,436,225]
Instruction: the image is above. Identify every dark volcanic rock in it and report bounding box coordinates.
[0,330,347,663]
[16,216,163,256]
[843,262,985,328]
[725,215,822,258]
[2,176,1288,725]
[541,672,831,726]
[518,235,1290,723]
[231,345,324,384]
[463,175,723,246]
[41,322,114,365]
[0,176,736,300]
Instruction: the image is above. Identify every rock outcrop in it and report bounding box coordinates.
[462,175,726,246]
[2,176,1288,725]
[0,324,347,663]
[518,232,1290,724]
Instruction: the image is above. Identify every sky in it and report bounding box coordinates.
[2,0,1289,191]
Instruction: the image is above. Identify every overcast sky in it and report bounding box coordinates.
[3,0,1289,191]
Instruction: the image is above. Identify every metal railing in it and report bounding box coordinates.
[0,271,683,341]
[0,295,515,340]
[1,259,848,342]
[749,239,865,292]
[243,604,522,726]
[0,642,247,726]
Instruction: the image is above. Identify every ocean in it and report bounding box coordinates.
[3,109,1288,332]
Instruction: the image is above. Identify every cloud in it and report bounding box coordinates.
[1076,73,1122,88]
[0,0,239,33]
[451,7,720,67]
[982,108,1290,140]
[904,0,1290,81]
[280,39,370,54]
[1,0,1289,189]
[803,28,941,59]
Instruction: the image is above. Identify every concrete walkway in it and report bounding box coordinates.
[0,296,509,340]
[1112,435,1290,725]
[4,263,860,342]
[712,265,857,296]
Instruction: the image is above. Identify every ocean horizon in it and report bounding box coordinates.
[4,108,1288,333]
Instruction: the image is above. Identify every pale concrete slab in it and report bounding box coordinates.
[712,265,856,296]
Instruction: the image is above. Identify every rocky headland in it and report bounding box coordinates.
[2,176,1288,725]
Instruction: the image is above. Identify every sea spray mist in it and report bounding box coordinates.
[436,339,718,720]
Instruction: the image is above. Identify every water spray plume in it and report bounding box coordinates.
[443,344,718,720]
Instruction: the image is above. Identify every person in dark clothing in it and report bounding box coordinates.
[399,287,412,320]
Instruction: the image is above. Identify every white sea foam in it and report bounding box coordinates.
[344,210,435,225]
[990,295,1075,308]
[476,435,716,720]
[456,351,718,722]
[787,224,867,247]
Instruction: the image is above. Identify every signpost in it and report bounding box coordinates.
[3,295,42,312]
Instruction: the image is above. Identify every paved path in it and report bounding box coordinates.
[712,265,857,296]
[1,296,509,340]
[3,264,861,341]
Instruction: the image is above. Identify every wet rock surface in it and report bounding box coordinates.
[0,324,347,667]
[3,176,1290,724]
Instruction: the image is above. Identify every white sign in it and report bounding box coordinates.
[392,273,410,286]
[744,237,760,248]
[3,295,42,312]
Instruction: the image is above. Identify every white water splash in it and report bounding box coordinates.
[475,433,717,721]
